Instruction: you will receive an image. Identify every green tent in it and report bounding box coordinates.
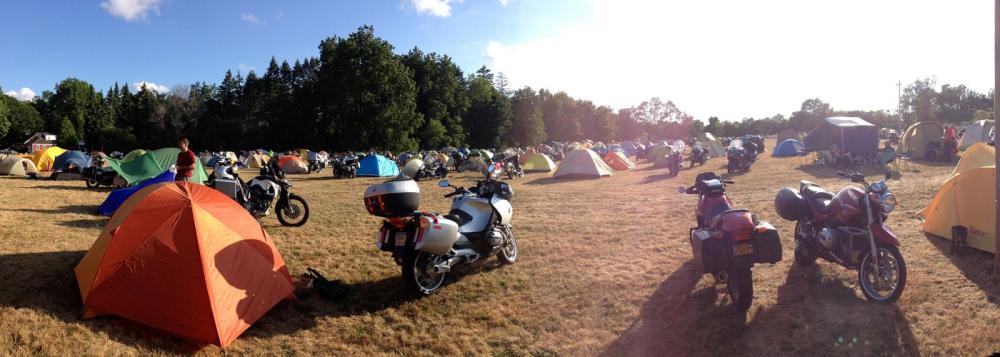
[123,149,147,162]
[107,148,208,185]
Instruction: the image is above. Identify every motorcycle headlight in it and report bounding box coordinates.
[880,193,897,214]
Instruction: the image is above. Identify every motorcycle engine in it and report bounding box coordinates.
[488,228,504,248]
[248,185,275,215]
[817,227,851,259]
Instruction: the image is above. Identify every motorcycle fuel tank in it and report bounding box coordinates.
[451,195,494,234]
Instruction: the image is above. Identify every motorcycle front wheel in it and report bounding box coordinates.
[403,250,447,296]
[858,244,906,303]
[497,228,518,264]
[276,194,310,227]
[727,267,754,311]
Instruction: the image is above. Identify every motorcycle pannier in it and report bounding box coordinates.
[413,213,460,256]
[774,187,809,221]
[752,221,782,264]
[212,178,240,200]
[364,179,420,217]
[690,228,729,274]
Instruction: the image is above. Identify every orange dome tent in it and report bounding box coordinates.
[604,150,635,171]
[75,182,294,347]
[278,155,309,174]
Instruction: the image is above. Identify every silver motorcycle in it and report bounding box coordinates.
[365,164,519,295]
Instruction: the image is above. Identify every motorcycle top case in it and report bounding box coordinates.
[364,179,420,217]
[690,228,729,274]
[752,220,782,264]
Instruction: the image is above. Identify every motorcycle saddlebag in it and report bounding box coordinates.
[690,228,729,274]
[212,178,241,200]
[753,221,782,264]
[413,212,460,256]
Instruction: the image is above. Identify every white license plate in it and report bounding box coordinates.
[734,243,754,256]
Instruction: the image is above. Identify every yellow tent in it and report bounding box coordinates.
[900,122,943,159]
[522,153,556,172]
[919,166,996,252]
[948,143,994,179]
[30,146,67,171]
[553,149,614,178]
[248,154,271,169]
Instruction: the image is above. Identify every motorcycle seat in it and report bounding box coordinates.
[810,192,837,215]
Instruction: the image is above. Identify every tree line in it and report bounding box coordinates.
[0,25,995,153]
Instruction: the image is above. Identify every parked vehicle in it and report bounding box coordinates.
[409,159,449,181]
[689,145,708,168]
[774,171,905,302]
[82,154,121,189]
[307,154,329,174]
[208,158,310,227]
[332,155,359,179]
[726,139,757,173]
[679,172,782,311]
[365,164,518,296]
[666,151,683,177]
[493,152,524,179]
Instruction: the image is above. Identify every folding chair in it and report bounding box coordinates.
[895,151,914,172]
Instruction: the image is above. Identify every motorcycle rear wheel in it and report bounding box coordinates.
[858,244,906,303]
[276,194,310,227]
[403,250,447,296]
[727,267,753,311]
[85,178,98,189]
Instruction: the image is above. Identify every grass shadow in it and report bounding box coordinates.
[797,164,892,180]
[1,205,100,215]
[640,172,680,184]
[525,176,605,185]
[0,251,206,354]
[924,233,1000,307]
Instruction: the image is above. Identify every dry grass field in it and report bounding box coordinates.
[2,139,1000,356]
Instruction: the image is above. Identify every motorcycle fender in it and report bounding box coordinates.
[414,214,460,256]
[870,222,899,246]
[491,195,513,225]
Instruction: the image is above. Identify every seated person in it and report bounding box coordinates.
[828,144,852,168]
[942,136,958,161]
[924,140,941,161]
[878,141,896,166]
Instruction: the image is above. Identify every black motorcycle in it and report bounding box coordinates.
[83,155,121,189]
[493,153,524,180]
[333,155,359,179]
[208,159,310,227]
[413,160,449,181]
[726,146,756,173]
[689,146,708,168]
[666,151,683,177]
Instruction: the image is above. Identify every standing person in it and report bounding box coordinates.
[175,136,197,182]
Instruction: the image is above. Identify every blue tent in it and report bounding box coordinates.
[772,139,805,157]
[357,155,400,177]
[97,170,176,216]
[458,147,470,155]
[52,151,92,171]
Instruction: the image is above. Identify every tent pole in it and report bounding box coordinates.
[994,0,1000,273]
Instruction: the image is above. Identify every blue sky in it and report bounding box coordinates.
[1,1,995,120]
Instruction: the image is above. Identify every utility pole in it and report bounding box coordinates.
[994,0,999,273]
[897,80,903,131]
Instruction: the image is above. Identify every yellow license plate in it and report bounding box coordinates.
[734,243,754,256]
[395,232,408,246]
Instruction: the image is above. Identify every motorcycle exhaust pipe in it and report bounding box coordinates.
[433,248,478,273]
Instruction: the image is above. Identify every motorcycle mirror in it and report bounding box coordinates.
[438,180,451,188]
[677,186,686,194]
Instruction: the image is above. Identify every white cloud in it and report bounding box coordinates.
[3,88,36,101]
[241,12,262,24]
[100,0,161,22]
[410,0,462,17]
[498,0,510,6]
[486,0,994,120]
[238,64,255,73]
[132,81,169,93]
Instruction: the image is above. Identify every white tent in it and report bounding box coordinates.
[553,149,614,178]
[960,120,994,150]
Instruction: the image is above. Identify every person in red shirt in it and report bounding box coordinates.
[175,136,197,181]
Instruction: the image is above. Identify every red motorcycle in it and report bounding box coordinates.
[774,171,905,302]
[679,172,782,311]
